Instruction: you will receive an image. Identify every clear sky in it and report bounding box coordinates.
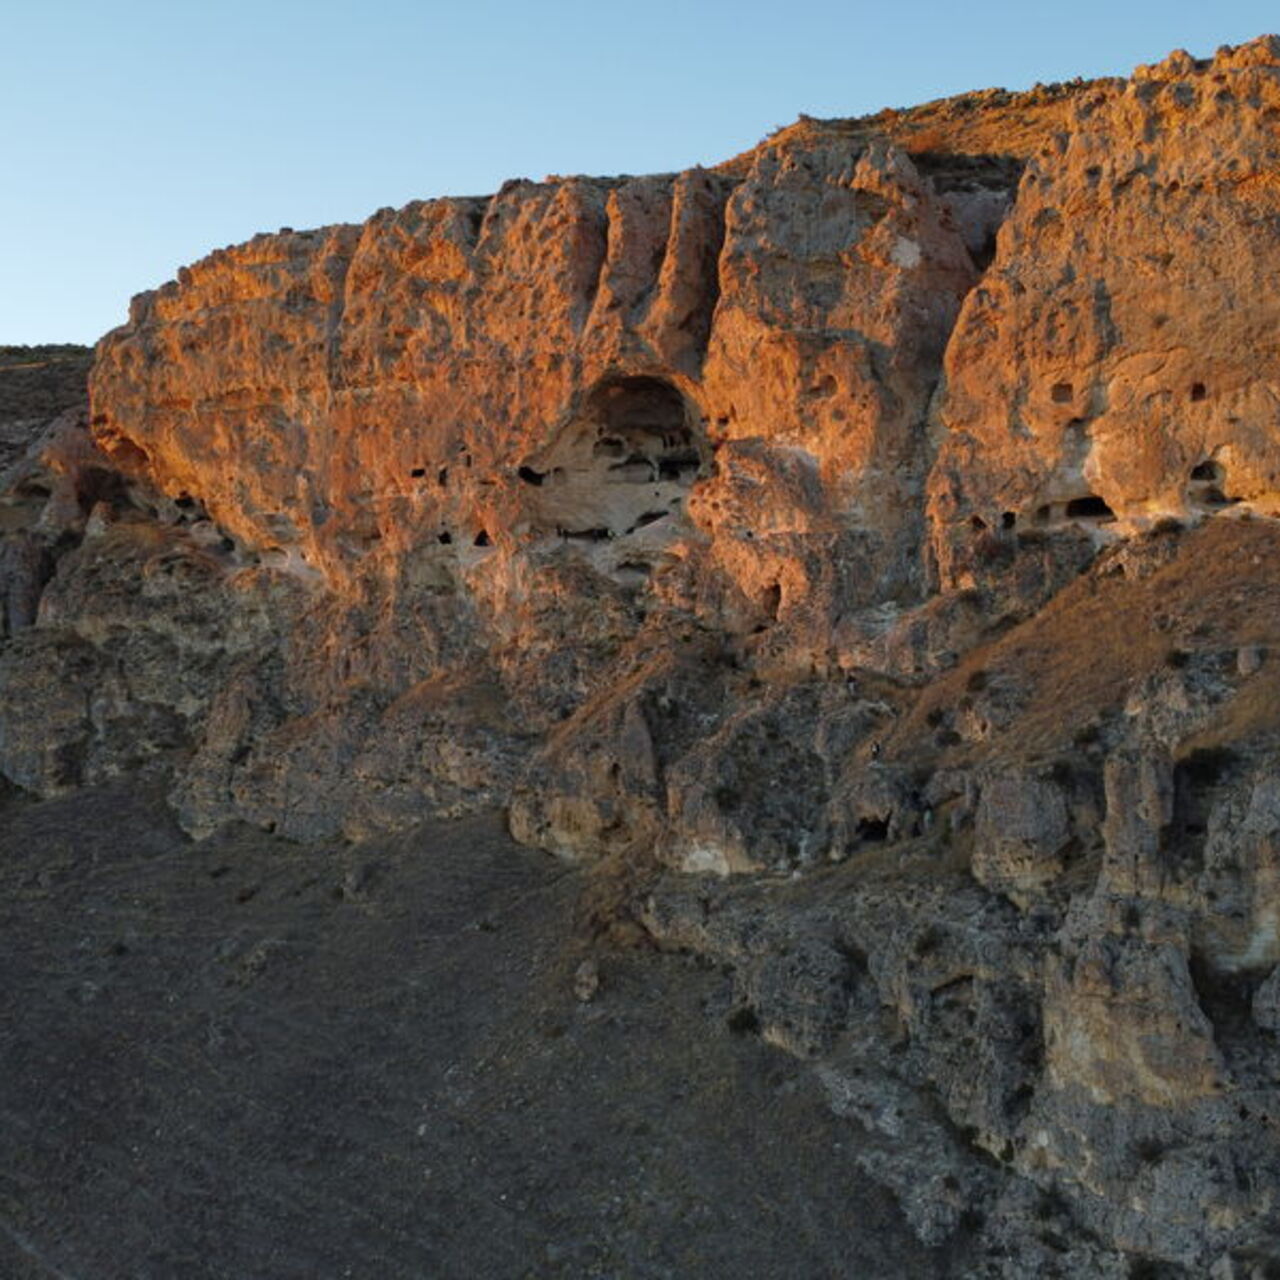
[3,0,1274,345]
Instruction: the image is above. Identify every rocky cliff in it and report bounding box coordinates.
[5,36,1280,1276]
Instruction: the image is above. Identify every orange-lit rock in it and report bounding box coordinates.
[930,35,1280,593]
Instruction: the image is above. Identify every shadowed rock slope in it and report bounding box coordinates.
[5,35,1280,1277]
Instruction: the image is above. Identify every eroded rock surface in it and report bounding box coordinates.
[5,34,1280,1277]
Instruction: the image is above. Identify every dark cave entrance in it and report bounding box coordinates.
[517,375,707,542]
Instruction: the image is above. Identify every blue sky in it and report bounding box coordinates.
[3,0,1274,344]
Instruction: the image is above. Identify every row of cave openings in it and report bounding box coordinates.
[406,376,707,552]
[971,458,1239,539]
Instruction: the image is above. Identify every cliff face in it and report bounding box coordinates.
[932,40,1280,592]
[91,140,971,601]
[7,34,1280,1276]
[81,122,985,846]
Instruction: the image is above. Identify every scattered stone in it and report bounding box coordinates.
[573,958,600,1003]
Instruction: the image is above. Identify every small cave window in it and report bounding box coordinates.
[1190,382,1208,402]
[473,530,491,547]
[76,466,132,513]
[1051,382,1074,404]
[1188,458,1238,509]
[410,467,426,479]
[1065,495,1115,521]
[517,465,545,487]
[437,531,453,545]
[1000,511,1017,530]
[856,816,890,843]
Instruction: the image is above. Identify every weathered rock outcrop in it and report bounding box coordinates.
[6,34,1280,1277]
[930,35,1280,600]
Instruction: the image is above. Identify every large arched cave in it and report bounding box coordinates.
[517,376,706,541]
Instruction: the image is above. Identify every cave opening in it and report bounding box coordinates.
[856,816,890,843]
[518,375,707,542]
[1188,458,1239,511]
[1064,495,1116,522]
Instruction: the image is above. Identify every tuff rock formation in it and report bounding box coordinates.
[6,35,1280,1276]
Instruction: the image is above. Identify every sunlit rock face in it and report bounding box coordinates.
[66,33,1280,856]
[81,124,980,842]
[90,136,974,614]
[929,36,1280,596]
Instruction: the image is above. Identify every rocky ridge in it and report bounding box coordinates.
[5,36,1280,1276]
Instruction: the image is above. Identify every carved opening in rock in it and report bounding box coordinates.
[1001,511,1017,530]
[76,466,132,514]
[473,530,491,547]
[1188,458,1239,510]
[1191,382,1208,402]
[518,375,707,544]
[856,816,890,843]
[1051,382,1074,403]
[1188,952,1258,1043]
[1165,746,1237,878]
[410,467,426,479]
[437,531,452,545]
[1064,495,1115,522]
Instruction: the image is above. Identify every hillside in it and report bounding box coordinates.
[3,35,1280,1278]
